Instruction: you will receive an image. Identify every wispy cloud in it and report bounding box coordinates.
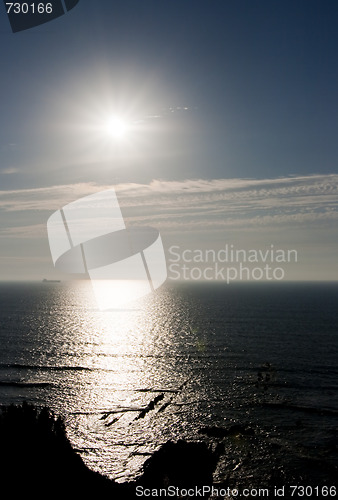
[0,224,47,238]
[116,174,338,230]
[0,182,101,212]
[0,174,337,235]
[1,167,21,175]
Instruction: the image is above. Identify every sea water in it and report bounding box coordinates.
[0,280,337,485]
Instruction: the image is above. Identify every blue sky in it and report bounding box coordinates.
[0,0,337,280]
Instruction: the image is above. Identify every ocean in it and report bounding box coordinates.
[0,280,337,490]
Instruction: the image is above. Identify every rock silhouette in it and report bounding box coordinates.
[0,403,218,498]
[138,439,219,492]
[0,402,122,496]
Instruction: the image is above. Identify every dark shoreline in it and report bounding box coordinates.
[1,403,337,499]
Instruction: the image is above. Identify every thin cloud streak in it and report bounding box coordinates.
[1,167,21,175]
[0,174,337,235]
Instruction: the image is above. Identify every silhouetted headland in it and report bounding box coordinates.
[0,403,217,498]
[1,403,337,498]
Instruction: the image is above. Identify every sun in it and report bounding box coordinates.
[104,116,129,140]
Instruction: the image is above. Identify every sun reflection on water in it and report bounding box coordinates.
[53,280,195,481]
[90,279,153,311]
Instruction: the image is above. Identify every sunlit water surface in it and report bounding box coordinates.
[0,281,337,483]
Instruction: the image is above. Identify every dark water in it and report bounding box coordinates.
[0,280,337,488]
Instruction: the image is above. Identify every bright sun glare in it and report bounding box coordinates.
[105,116,129,139]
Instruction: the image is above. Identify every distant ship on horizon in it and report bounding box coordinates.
[42,279,61,283]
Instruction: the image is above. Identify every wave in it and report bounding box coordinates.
[261,401,338,416]
[0,363,94,372]
[0,381,54,388]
